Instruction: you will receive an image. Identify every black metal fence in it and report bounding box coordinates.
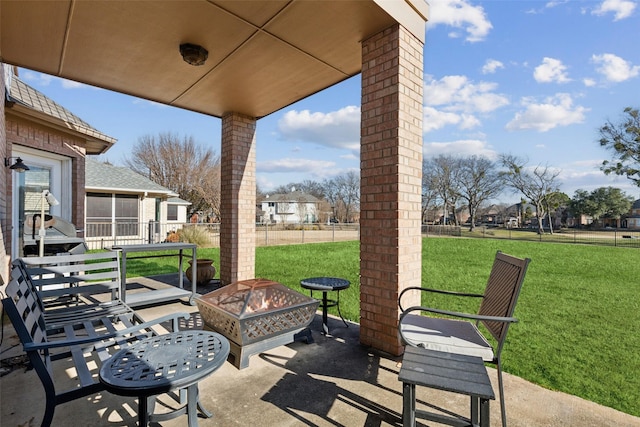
[84,221,360,250]
[423,225,640,248]
[85,221,640,250]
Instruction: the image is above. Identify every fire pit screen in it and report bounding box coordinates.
[196,278,319,369]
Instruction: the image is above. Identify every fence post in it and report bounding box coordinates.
[301,226,305,244]
[265,222,269,245]
[614,230,617,247]
[332,222,335,242]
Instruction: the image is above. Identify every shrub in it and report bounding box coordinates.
[176,225,210,247]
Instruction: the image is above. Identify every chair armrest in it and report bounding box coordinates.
[400,305,518,324]
[24,312,191,351]
[398,286,484,312]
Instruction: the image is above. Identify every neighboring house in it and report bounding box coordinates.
[259,190,320,224]
[167,197,191,225]
[85,158,190,248]
[625,199,640,230]
[2,66,115,262]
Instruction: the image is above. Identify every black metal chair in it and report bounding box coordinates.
[398,251,530,427]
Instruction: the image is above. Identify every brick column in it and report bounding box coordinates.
[220,112,256,285]
[360,25,424,356]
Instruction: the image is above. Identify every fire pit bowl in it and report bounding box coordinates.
[196,278,319,368]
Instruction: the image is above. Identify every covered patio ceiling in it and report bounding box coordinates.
[1,0,427,119]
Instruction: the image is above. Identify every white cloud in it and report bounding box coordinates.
[427,0,493,42]
[21,70,92,90]
[583,78,597,87]
[61,79,88,89]
[557,159,640,196]
[506,93,589,132]
[592,0,636,20]
[21,70,54,86]
[257,157,351,185]
[423,75,509,132]
[423,139,498,159]
[424,107,462,131]
[534,57,571,83]
[278,106,360,150]
[425,75,509,113]
[482,59,504,74]
[591,53,640,82]
[258,157,336,174]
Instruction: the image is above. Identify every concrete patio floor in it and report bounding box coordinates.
[2,279,639,427]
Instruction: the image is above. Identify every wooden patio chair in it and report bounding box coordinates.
[398,251,530,427]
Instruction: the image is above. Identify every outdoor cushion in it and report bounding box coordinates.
[399,314,494,362]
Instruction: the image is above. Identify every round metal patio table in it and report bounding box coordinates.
[99,330,230,427]
[300,276,350,335]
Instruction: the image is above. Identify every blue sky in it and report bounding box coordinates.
[18,0,640,203]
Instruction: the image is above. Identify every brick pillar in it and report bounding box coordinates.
[359,24,424,356]
[0,64,8,285]
[220,112,256,285]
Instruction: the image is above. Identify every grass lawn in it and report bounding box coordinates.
[122,238,639,417]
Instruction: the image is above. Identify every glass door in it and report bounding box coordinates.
[11,149,68,257]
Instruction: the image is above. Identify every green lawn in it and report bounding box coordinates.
[122,238,640,417]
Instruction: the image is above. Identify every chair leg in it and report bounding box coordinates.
[42,396,55,427]
[497,360,507,427]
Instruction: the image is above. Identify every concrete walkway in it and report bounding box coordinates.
[2,297,639,427]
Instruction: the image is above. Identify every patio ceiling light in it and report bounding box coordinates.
[179,43,208,66]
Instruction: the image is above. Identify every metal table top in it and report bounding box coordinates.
[100,330,229,396]
[300,277,350,291]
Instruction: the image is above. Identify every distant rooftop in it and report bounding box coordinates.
[85,157,177,197]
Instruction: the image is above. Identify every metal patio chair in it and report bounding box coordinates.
[398,251,530,427]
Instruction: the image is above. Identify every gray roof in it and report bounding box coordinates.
[6,74,116,145]
[633,199,640,209]
[167,197,191,205]
[85,157,177,196]
[262,191,320,203]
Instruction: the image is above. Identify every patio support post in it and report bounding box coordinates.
[0,64,8,284]
[220,112,257,285]
[359,24,424,356]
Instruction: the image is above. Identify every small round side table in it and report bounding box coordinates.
[300,276,350,335]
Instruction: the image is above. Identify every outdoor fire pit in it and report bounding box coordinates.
[196,278,319,369]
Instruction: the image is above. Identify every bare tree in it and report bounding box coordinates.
[421,186,438,224]
[126,132,221,217]
[457,156,503,231]
[424,155,462,225]
[323,171,360,222]
[500,155,561,234]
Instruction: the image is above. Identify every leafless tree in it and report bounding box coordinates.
[126,132,221,218]
[424,155,462,225]
[457,156,503,231]
[500,154,561,234]
[323,171,360,222]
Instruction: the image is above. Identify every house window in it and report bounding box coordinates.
[115,194,138,236]
[167,204,178,221]
[86,193,139,237]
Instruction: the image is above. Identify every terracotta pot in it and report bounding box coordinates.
[186,259,216,285]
